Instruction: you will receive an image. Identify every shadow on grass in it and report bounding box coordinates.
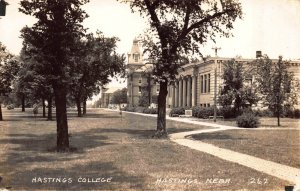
[190,132,248,141]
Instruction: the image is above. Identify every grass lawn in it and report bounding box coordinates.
[0,108,292,191]
[189,116,300,129]
[190,129,300,168]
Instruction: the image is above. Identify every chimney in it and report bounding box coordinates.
[256,51,262,58]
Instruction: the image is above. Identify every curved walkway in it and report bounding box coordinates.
[169,127,300,189]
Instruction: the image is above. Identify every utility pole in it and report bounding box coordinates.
[212,47,221,122]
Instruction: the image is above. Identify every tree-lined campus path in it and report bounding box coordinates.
[0,108,297,190]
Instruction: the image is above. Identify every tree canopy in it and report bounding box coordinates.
[119,0,243,136]
[255,56,296,126]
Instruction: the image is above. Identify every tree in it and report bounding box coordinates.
[255,56,296,126]
[20,0,89,151]
[69,32,125,117]
[218,59,258,113]
[119,0,242,137]
[111,88,127,108]
[0,42,19,121]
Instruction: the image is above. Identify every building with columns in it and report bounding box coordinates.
[166,56,300,109]
[126,39,300,109]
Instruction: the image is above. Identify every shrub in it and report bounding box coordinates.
[123,106,136,112]
[253,109,273,117]
[143,108,158,114]
[196,107,214,119]
[236,112,260,128]
[294,109,300,118]
[135,107,146,113]
[7,104,14,110]
[192,106,199,117]
[169,107,185,117]
[218,106,235,118]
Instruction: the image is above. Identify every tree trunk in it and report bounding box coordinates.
[76,98,82,117]
[83,99,86,115]
[53,85,69,151]
[277,109,281,126]
[47,96,53,121]
[0,102,3,121]
[21,94,25,112]
[42,98,46,118]
[154,80,168,138]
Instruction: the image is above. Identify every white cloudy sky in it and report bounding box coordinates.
[1,0,300,59]
[1,0,300,93]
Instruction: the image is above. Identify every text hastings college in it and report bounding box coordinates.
[31,177,113,184]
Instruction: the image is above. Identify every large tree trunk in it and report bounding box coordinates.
[21,94,25,112]
[47,96,53,121]
[83,99,86,115]
[53,85,69,151]
[76,97,82,117]
[0,102,3,121]
[42,98,46,118]
[154,80,168,138]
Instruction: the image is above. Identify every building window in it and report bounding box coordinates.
[200,73,211,94]
[208,74,210,93]
[207,103,210,107]
[138,79,142,83]
[200,76,204,93]
[138,86,141,93]
[204,74,207,93]
[134,54,139,62]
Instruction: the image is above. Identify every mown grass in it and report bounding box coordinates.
[0,108,291,191]
[191,129,300,168]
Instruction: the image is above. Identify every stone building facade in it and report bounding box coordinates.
[126,39,159,107]
[126,39,300,108]
[166,56,300,108]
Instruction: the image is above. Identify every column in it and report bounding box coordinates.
[175,80,179,107]
[179,78,183,107]
[187,76,191,107]
[183,77,187,107]
[172,84,176,108]
[192,75,196,106]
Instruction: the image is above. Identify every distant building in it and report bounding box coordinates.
[100,87,121,108]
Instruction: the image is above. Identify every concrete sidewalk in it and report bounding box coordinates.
[170,129,300,188]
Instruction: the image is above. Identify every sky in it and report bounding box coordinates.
[1,0,300,101]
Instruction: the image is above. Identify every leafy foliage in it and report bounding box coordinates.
[19,0,90,151]
[218,59,258,112]
[111,88,128,105]
[119,0,243,134]
[236,112,259,128]
[255,56,297,126]
[169,107,185,116]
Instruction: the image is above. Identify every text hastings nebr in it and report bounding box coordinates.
[32,177,112,184]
